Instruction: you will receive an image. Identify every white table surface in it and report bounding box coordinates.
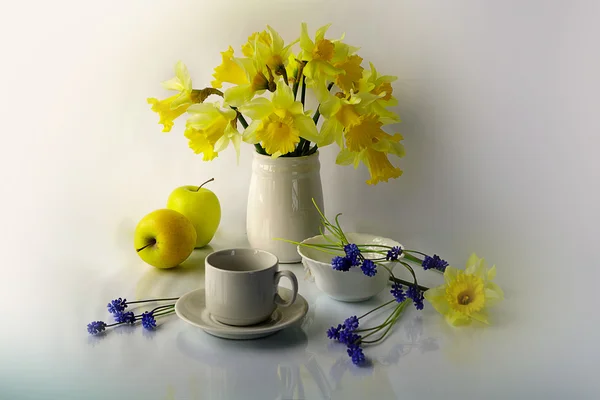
[1,228,595,400]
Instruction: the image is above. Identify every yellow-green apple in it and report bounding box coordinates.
[166,178,221,248]
[134,209,197,269]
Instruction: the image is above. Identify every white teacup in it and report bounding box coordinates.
[205,248,299,326]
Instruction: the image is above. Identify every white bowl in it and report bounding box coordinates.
[297,233,403,302]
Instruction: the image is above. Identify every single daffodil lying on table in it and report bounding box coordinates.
[424,253,505,326]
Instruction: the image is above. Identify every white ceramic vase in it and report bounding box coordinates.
[247,151,324,263]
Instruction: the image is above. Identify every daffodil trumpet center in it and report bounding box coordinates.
[313,39,335,61]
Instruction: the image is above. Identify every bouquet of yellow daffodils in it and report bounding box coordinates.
[148,23,405,185]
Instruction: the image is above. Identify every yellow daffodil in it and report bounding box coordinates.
[239,80,319,157]
[424,254,504,326]
[357,63,400,124]
[223,57,276,107]
[319,92,401,152]
[147,61,194,132]
[211,46,249,89]
[336,147,403,185]
[334,55,364,93]
[241,30,272,58]
[253,26,299,84]
[147,95,189,133]
[299,23,358,102]
[185,102,239,161]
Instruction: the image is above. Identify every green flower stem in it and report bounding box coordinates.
[127,297,179,305]
[301,75,307,107]
[390,277,429,292]
[274,239,342,255]
[359,302,406,343]
[361,301,409,344]
[358,299,396,320]
[312,82,334,125]
[403,252,423,264]
[152,310,175,318]
[399,260,420,288]
[312,108,321,125]
[296,138,307,156]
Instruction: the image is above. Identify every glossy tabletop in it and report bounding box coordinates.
[2,229,595,400]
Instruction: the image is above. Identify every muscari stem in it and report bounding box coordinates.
[358,299,396,320]
[194,178,214,192]
[390,277,429,292]
[362,301,409,344]
[358,303,405,341]
[126,297,180,305]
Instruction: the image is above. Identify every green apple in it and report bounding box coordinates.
[134,209,197,269]
[166,178,221,248]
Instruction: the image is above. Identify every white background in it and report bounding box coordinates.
[1,0,599,398]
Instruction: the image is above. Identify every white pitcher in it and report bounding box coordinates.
[247,151,324,263]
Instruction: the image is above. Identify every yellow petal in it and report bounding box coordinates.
[488,265,497,281]
[320,96,341,118]
[335,55,364,93]
[242,120,261,144]
[272,80,294,110]
[293,114,319,142]
[175,60,192,91]
[443,266,460,285]
[315,23,332,42]
[212,46,249,89]
[364,148,403,185]
[147,96,188,132]
[224,84,254,107]
[300,22,315,54]
[335,149,356,166]
[320,118,341,147]
[469,311,490,325]
[423,285,450,315]
[445,310,472,326]
[213,135,229,153]
[238,97,274,120]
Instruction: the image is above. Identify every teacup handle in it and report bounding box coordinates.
[274,270,298,307]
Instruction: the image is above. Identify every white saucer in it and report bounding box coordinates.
[175,287,309,340]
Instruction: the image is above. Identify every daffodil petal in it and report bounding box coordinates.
[488,265,497,281]
[315,23,332,42]
[242,120,261,144]
[214,135,230,153]
[320,96,341,118]
[423,286,450,315]
[335,149,356,166]
[267,25,284,53]
[224,84,254,107]
[470,311,490,325]
[294,114,319,142]
[445,310,472,326]
[238,97,274,120]
[300,23,314,53]
[272,80,294,109]
[162,77,184,92]
[175,61,192,91]
[170,92,192,109]
[231,133,242,164]
[320,118,341,147]
[444,266,460,285]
